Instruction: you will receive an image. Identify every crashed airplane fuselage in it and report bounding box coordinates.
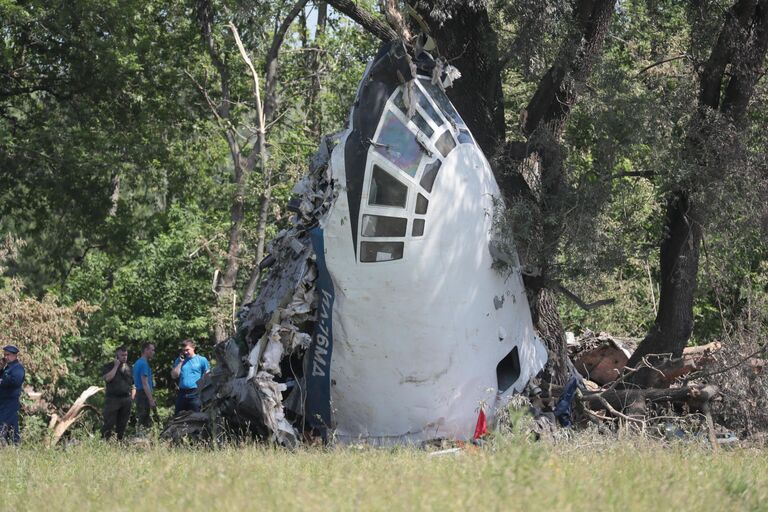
[189,43,547,446]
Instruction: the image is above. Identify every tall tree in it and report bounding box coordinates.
[193,0,308,341]
[628,0,768,376]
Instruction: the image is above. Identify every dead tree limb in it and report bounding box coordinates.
[580,384,720,414]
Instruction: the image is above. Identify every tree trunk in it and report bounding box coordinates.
[418,1,505,155]
[627,192,701,370]
[532,287,570,386]
[308,1,327,139]
[515,0,617,384]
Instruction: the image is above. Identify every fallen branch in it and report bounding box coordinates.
[47,386,103,447]
[580,384,720,415]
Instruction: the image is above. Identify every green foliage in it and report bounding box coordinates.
[60,205,220,397]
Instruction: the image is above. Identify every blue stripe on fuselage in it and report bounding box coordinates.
[304,227,335,439]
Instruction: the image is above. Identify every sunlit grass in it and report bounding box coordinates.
[5,434,768,511]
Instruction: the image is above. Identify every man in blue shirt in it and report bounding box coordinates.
[0,345,25,445]
[132,342,156,430]
[171,339,209,414]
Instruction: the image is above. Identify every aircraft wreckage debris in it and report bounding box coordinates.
[162,42,739,447]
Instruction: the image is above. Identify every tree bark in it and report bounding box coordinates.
[531,287,570,386]
[627,192,701,371]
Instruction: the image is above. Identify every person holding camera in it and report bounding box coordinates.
[101,346,134,440]
[171,339,209,414]
[0,345,26,445]
[132,342,156,431]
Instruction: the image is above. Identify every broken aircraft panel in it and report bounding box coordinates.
[179,42,547,446]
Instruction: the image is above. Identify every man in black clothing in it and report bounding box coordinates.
[101,346,133,440]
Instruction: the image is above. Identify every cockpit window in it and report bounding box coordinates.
[414,86,443,128]
[420,79,464,128]
[457,128,473,144]
[412,111,435,138]
[420,160,440,192]
[374,111,424,177]
[361,215,407,237]
[415,194,429,215]
[412,219,425,237]
[360,241,404,262]
[435,130,456,158]
[369,165,408,207]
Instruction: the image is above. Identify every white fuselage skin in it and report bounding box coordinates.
[319,78,547,444]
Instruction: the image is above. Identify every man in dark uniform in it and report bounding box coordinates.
[101,346,134,440]
[0,345,26,445]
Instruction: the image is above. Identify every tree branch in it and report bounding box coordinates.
[634,54,689,78]
[611,170,656,180]
[326,0,398,42]
[556,282,616,311]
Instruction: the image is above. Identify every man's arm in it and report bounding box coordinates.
[103,360,120,382]
[141,375,155,407]
[0,365,23,388]
[171,358,183,380]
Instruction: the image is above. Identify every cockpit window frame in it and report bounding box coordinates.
[357,78,475,263]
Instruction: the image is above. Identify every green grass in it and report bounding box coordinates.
[4,436,768,512]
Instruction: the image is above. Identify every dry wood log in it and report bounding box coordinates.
[580,384,719,414]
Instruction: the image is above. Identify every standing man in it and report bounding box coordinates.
[0,345,25,445]
[101,346,133,440]
[132,342,156,431]
[171,340,209,414]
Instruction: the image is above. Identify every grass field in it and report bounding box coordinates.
[4,435,767,512]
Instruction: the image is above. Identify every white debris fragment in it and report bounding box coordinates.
[442,65,461,89]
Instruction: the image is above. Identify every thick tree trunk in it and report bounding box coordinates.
[515,0,617,384]
[628,192,701,370]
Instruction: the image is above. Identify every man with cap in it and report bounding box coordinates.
[101,346,134,440]
[0,345,26,445]
[171,339,209,414]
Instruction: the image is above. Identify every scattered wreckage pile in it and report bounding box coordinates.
[526,330,766,444]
